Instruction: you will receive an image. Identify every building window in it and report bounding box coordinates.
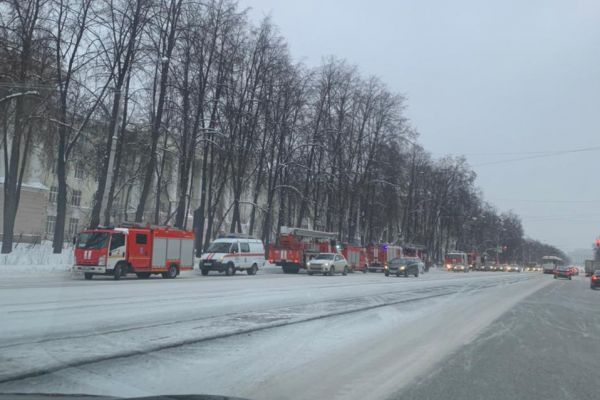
[68,218,79,237]
[45,216,56,236]
[74,162,85,179]
[49,186,58,203]
[70,190,82,207]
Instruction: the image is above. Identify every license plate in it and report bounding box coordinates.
[203,262,212,266]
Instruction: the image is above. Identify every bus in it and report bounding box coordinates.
[541,256,562,274]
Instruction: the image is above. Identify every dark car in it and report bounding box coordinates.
[385,257,420,277]
[591,270,600,289]
[554,265,572,280]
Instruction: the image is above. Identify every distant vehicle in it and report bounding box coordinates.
[482,264,493,272]
[569,266,579,276]
[554,265,572,280]
[341,244,368,273]
[268,227,337,273]
[542,256,563,274]
[524,262,539,272]
[199,234,266,276]
[73,224,194,280]
[307,253,348,276]
[452,264,469,273]
[591,270,600,289]
[445,251,468,271]
[584,260,600,277]
[506,265,521,273]
[366,244,403,272]
[385,257,420,277]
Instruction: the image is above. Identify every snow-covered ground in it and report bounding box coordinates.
[0,242,73,276]
[0,268,551,399]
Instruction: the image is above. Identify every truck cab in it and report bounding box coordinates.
[74,228,127,279]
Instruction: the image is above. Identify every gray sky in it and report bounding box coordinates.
[240,0,600,254]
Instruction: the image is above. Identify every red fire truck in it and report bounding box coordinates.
[366,244,403,272]
[467,251,481,270]
[444,251,468,271]
[268,227,337,273]
[341,244,368,273]
[73,224,195,280]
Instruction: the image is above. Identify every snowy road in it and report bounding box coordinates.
[0,269,553,399]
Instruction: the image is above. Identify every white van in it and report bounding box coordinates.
[199,234,266,276]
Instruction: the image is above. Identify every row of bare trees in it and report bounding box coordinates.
[0,0,567,261]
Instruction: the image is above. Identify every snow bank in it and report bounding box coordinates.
[0,241,72,275]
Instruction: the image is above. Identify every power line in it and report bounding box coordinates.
[491,198,600,204]
[471,145,600,167]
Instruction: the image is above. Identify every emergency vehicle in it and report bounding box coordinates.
[467,251,481,270]
[366,244,403,272]
[444,251,468,271]
[73,224,194,280]
[268,227,337,273]
[341,244,368,273]
[199,234,266,276]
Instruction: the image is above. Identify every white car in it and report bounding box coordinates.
[307,253,349,276]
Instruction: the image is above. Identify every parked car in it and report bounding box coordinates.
[385,257,420,277]
[554,265,572,280]
[591,270,600,289]
[199,235,266,276]
[307,253,349,276]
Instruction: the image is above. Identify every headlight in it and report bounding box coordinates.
[400,266,405,270]
[98,255,106,266]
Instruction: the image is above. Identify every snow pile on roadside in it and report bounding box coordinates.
[0,241,73,275]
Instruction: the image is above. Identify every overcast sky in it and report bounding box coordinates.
[239,0,600,254]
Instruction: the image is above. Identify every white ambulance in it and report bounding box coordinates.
[199,234,266,276]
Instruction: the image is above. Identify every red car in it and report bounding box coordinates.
[569,266,579,276]
[554,265,572,280]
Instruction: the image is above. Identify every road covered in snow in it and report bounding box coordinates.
[0,268,575,399]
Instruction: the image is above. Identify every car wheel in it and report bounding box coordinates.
[362,266,367,274]
[384,271,390,277]
[225,263,234,276]
[404,271,408,278]
[342,266,348,276]
[163,264,178,279]
[201,268,209,276]
[113,264,122,280]
[554,275,557,279]
[569,276,572,280]
[308,271,314,276]
[329,266,335,276]
[247,264,258,275]
[415,270,419,278]
[84,273,93,280]
[396,272,400,277]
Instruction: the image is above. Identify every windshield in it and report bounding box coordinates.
[207,242,234,253]
[389,258,408,265]
[76,232,109,250]
[315,254,335,260]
